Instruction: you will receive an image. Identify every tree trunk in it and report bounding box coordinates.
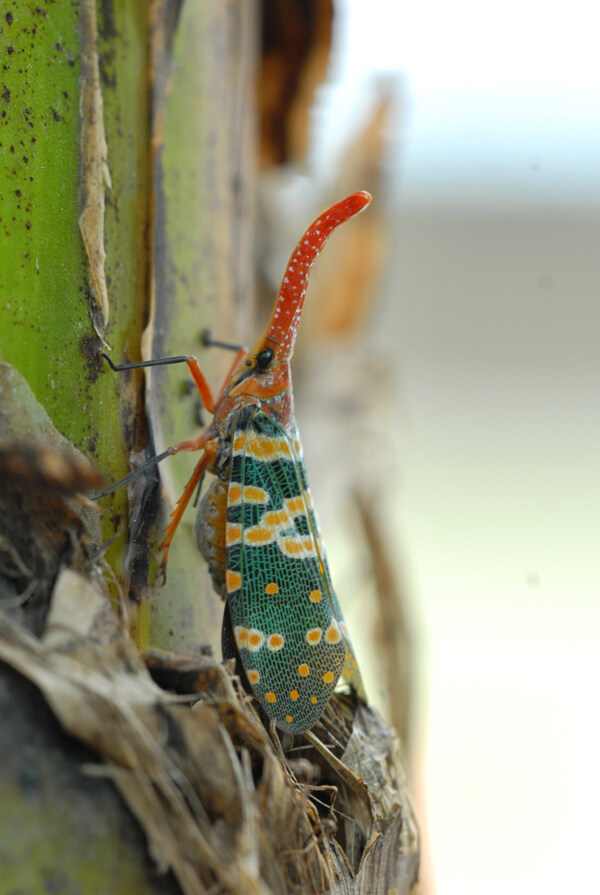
[0,3,419,892]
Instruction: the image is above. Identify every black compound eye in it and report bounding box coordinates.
[255,348,274,372]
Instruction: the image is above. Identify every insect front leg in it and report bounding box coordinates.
[101,346,245,419]
[101,352,218,413]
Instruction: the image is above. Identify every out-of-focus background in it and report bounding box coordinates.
[260,1,600,892]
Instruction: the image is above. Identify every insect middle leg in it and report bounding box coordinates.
[97,348,244,574]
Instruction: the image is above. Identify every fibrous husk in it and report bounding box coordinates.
[0,568,418,894]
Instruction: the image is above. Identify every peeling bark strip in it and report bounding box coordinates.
[143,0,186,361]
[78,0,111,343]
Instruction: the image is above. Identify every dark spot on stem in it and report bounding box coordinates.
[80,333,104,384]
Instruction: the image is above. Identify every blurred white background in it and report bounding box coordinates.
[309,2,600,892]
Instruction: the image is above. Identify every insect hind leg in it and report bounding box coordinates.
[158,442,216,579]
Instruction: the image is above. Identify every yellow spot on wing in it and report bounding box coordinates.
[262,509,289,527]
[289,689,299,701]
[268,633,284,651]
[322,671,335,684]
[309,589,322,603]
[228,484,242,504]
[228,484,268,505]
[247,629,265,651]
[265,691,277,704]
[247,669,260,685]
[226,524,241,545]
[243,485,268,503]
[306,628,322,645]
[226,570,241,592]
[280,536,316,557]
[298,663,310,677]
[264,582,279,595]
[283,495,304,515]
[285,715,293,723]
[310,696,318,704]
[246,437,289,460]
[245,527,276,545]
[325,622,341,643]
[234,626,248,646]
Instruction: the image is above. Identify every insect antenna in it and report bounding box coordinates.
[101,352,193,372]
[200,328,245,353]
[91,448,175,500]
[192,470,206,507]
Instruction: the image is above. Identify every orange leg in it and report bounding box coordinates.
[159,439,218,578]
[102,351,223,415]
[155,353,245,579]
[183,357,217,413]
[213,348,247,404]
[184,347,245,413]
[102,349,246,422]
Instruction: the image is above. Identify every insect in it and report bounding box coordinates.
[100,191,371,732]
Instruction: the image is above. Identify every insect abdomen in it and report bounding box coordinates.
[195,479,228,598]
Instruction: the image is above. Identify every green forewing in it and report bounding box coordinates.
[225,411,349,733]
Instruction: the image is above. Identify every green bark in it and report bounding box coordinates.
[141,0,255,652]
[0,1,255,889]
[0,4,96,439]
[0,2,254,649]
[0,2,151,587]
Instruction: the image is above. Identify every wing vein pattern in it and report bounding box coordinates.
[225,411,360,733]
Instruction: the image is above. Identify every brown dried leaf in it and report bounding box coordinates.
[0,570,342,893]
[258,0,334,166]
